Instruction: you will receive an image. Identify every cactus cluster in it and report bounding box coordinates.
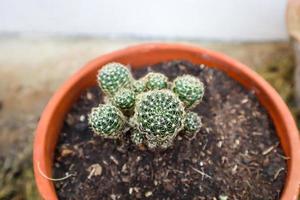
[89,62,205,149]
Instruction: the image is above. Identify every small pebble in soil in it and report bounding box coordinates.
[145,191,153,197]
[87,163,102,179]
[219,195,228,200]
[79,115,85,122]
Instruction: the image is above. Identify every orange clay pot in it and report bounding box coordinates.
[33,43,300,200]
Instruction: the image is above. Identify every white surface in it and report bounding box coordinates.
[0,0,288,41]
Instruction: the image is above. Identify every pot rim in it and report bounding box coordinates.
[33,43,300,200]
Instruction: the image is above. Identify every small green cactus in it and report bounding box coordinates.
[97,62,131,95]
[132,79,146,94]
[132,90,185,149]
[89,62,206,149]
[88,104,125,138]
[112,88,135,110]
[131,130,145,145]
[184,111,202,135]
[172,75,204,108]
[144,72,168,90]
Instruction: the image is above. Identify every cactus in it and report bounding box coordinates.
[88,104,125,138]
[97,62,132,95]
[172,75,204,108]
[131,90,185,149]
[131,130,145,145]
[144,72,168,90]
[89,62,206,149]
[112,88,135,110]
[132,79,146,94]
[184,111,202,135]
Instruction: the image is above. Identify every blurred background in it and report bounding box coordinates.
[0,0,299,199]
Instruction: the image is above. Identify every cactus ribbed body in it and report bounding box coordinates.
[132,80,146,94]
[97,62,131,95]
[88,104,124,138]
[133,90,185,148]
[172,75,204,108]
[113,88,135,110]
[131,130,145,145]
[184,112,202,135]
[144,73,168,90]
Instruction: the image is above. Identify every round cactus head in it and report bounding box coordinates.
[144,72,168,90]
[133,90,185,148]
[184,111,202,135]
[88,104,125,138]
[172,75,204,108]
[132,79,146,94]
[112,88,135,110]
[97,62,131,95]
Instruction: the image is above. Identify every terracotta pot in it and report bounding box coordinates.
[33,43,300,200]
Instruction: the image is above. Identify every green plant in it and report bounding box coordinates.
[97,62,132,95]
[112,88,136,110]
[172,75,204,108]
[88,104,125,138]
[132,90,185,149]
[184,111,202,135]
[132,79,146,94]
[88,62,205,149]
[131,130,145,145]
[144,72,168,90]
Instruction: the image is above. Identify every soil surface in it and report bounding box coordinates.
[53,60,287,200]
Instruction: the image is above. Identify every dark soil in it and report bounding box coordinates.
[53,60,287,200]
